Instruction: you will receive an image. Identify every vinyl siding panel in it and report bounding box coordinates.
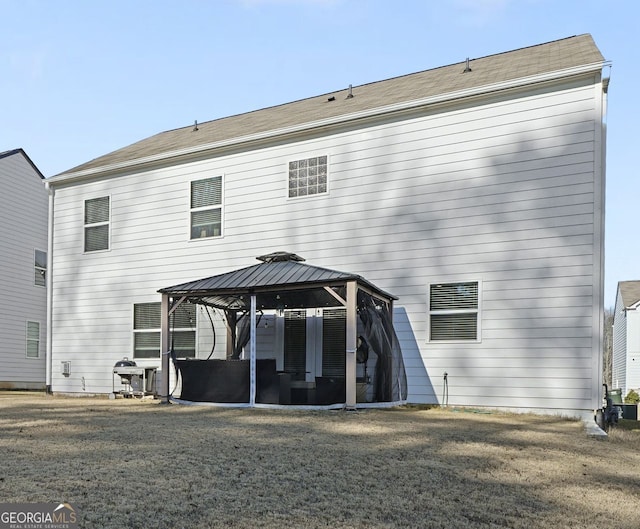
[0,153,48,387]
[612,287,627,393]
[626,311,640,392]
[49,76,604,415]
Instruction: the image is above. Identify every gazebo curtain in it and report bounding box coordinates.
[358,293,408,402]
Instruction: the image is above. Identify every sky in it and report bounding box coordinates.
[1,0,637,307]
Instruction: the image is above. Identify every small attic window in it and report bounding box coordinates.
[288,156,328,198]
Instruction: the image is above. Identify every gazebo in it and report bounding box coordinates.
[158,252,407,408]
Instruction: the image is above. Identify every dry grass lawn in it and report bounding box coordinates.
[0,392,638,529]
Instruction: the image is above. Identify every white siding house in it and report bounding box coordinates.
[612,281,640,398]
[0,149,48,389]
[46,35,608,417]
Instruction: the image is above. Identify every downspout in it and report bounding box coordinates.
[45,181,54,393]
[599,72,609,403]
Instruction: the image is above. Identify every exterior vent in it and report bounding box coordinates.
[61,361,71,376]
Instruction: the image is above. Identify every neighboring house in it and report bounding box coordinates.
[612,281,640,398]
[45,34,608,418]
[0,149,48,389]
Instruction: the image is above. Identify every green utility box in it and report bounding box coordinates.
[617,404,638,421]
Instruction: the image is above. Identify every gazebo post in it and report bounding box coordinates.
[345,281,358,409]
[160,293,170,403]
[250,294,257,406]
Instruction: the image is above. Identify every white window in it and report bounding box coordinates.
[190,176,222,239]
[288,156,327,198]
[26,321,40,358]
[284,310,307,381]
[283,308,346,381]
[34,249,47,287]
[84,196,110,252]
[322,309,346,377]
[170,304,197,359]
[428,281,480,341]
[133,302,196,359]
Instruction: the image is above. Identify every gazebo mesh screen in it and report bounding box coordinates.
[172,290,407,405]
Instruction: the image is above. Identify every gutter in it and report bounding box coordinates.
[47,61,607,185]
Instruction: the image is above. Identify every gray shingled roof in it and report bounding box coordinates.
[57,34,603,178]
[158,254,396,310]
[0,149,20,159]
[619,281,640,308]
[0,148,45,179]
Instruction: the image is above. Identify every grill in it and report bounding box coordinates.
[112,358,157,398]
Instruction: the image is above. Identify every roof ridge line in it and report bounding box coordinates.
[157,34,592,137]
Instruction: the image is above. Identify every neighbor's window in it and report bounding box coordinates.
[190,176,222,239]
[84,196,110,252]
[428,281,480,341]
[288,155,327,198]
[133,302,196,359]
[26,321,40,358]
[34,249,47,287]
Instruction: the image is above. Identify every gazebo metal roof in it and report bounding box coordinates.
[158,252,396,310]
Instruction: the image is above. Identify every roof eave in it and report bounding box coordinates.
[159,278,397,301]
[47,61,606,186]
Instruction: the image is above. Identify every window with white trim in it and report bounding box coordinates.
[133,302,196,359]
[26,321,40,358]
[288,155,327,198]
[34,249,47,287]
[84,196,110,252]
[428,281,480,341]
[190,176,222,239]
